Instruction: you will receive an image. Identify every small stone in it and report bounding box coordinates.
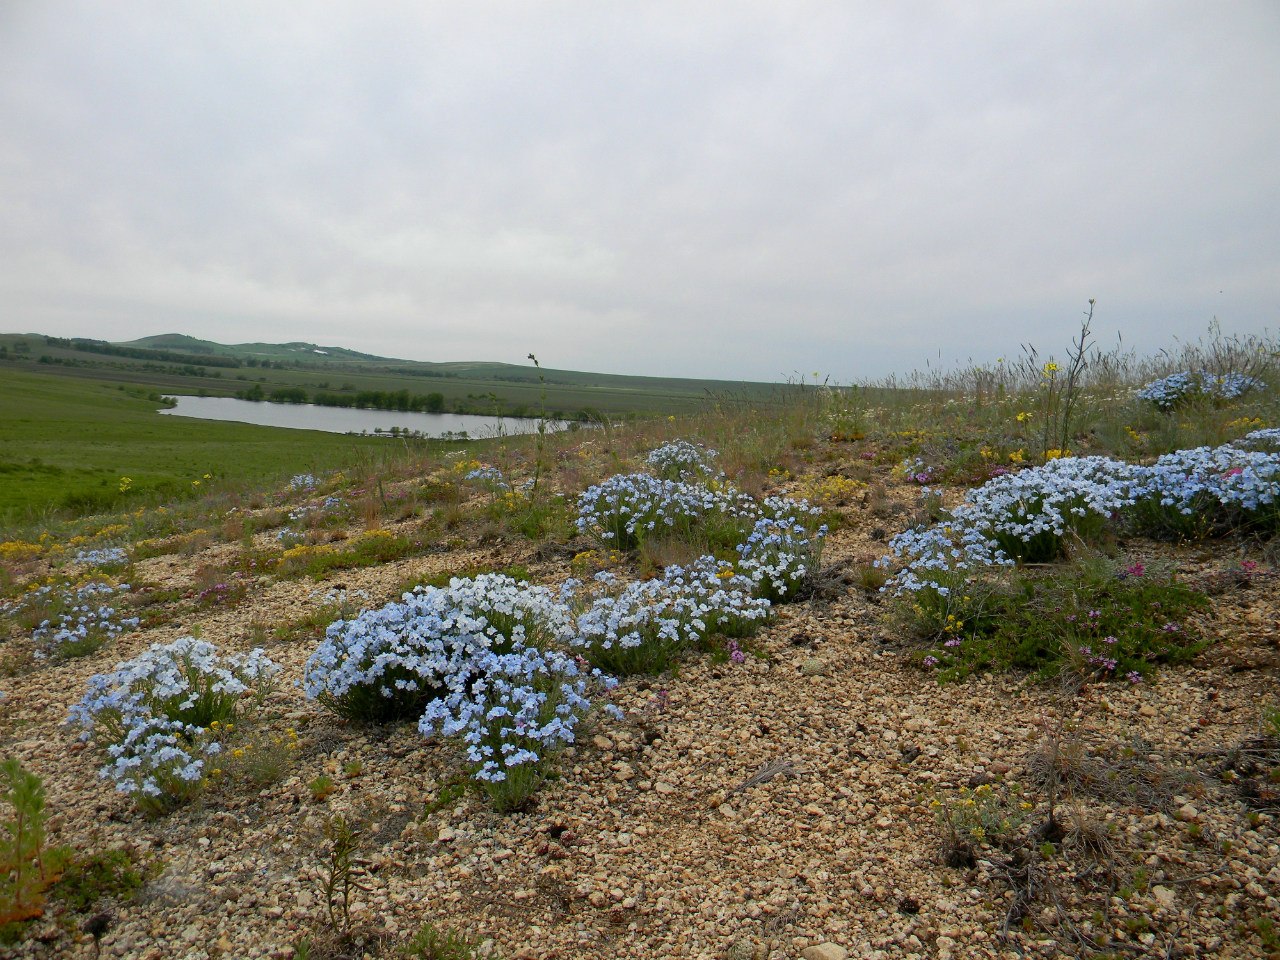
[592,735,614,750]
[437,827,457,842]
[1152,885,1176,908]
[654,781,677,795]
[726,940,758,960]
[801,944,848,960]
[1139,705,1157,718]
[800,659,826,677]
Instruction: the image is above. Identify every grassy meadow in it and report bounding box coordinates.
[0,368,403,518]
[0,332,791,421]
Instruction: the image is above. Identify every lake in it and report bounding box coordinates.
[158,395,569,439]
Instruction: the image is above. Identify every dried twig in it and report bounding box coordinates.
[730,758,808,794]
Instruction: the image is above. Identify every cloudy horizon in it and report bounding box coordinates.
[2,2,1277,382]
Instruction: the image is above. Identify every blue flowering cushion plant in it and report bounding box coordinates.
[568,559,770,675]
[1238,427,1280,450]
[1128,443,1280,538]
[878,440,1279,681]
[418,644,619,813]
[10,580,140,660]
[67,637,280,814]
[644,440,720,482]
[303,573,571,724]
[663,556,773,639]
[1135,370,1265,410]
[574,473,756,552]
[735,497,828,603]
[71,546,130,572]
[879,456,1151,598]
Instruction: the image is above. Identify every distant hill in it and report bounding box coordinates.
[114,334,775,392]
[125,334,391,363]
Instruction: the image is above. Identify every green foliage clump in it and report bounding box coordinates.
[0,759,73,934]
[51,848,143,912]
[904,556,1210,682]
[398,921,483,959]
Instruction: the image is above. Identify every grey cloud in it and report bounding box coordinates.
[2,1,1277,380]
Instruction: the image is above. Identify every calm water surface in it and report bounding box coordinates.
[159,395,566,439]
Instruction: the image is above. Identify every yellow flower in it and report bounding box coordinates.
[1009,450,1025,464]
[192,480,201,488]
[203,472,212,480]
[1043,362,1059,375]
[232,748,244,759]
[1015,411,1032,423]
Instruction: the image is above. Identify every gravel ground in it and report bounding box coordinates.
[2,474,1278,960]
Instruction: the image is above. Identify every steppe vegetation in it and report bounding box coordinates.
[1,317,1279,959]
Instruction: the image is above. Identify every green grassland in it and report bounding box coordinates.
[0,368,404,518]
[0,331,802,519]
[1,333,790,419]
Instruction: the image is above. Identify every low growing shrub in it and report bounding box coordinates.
[303,574,570,724]
[419,644,619,813]
[67,637,280,814]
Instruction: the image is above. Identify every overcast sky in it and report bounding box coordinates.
[2,2,1278,382]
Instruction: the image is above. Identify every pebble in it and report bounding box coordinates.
[801,944,848,960]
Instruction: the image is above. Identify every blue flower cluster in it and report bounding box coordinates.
[67,637,279,812]
[737,511,829,603]
[419,645,618,812]
[19,581,140,660]
[73,546,130,569]
[286,496,348,525]
[569,557,771,675]
[304,573,617,809]
[645,440,720,481]
[1135,370,1265,410]
[463,465,510,490]
[880,441,1280,595]
[578,450,828,602]
[290,473,318,491]
[276,496,350,545]
[303,573,571,723]
[1239,427,1280,449]
[575,473,756,550]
